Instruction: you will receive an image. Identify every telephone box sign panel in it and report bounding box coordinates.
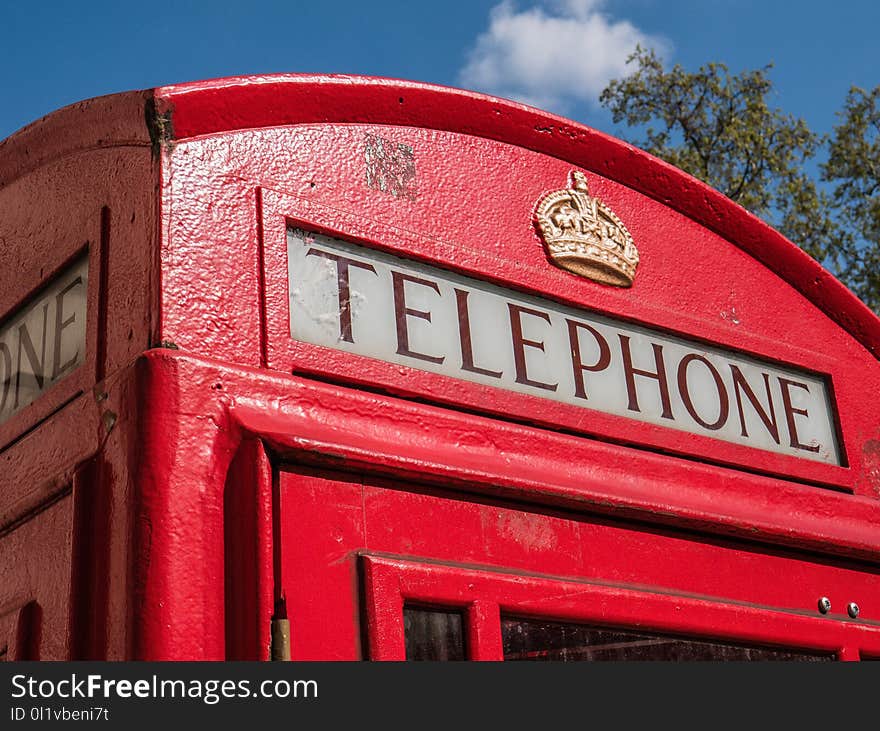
[0,256,88,425]
[288,229,841,465]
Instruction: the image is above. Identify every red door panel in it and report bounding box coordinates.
[278,466,880,661]
[362,556,875,661]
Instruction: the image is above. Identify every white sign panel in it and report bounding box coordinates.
[0,256,88,425]
[288,229,841,465]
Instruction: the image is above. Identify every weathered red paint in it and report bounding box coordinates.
[0,75,879,661]
[361,556,880,661]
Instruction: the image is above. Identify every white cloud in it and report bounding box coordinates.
[459,0,669,114]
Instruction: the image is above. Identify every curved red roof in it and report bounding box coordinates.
[2,73,878,356]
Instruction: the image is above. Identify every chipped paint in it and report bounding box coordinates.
[364,132,417,200]
[860,439,880,498]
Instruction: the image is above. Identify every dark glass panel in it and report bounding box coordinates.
[404,606,466,661]
[502,617,833,661]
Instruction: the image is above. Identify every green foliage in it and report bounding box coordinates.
[599,47,880,313]
[823,86,880,310]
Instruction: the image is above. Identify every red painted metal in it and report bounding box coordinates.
[0,75,879,661]
[154,75,880,359]
[362,555,880,661]
[260,187,854,490]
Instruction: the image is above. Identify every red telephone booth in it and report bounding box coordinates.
[1,75,879,661]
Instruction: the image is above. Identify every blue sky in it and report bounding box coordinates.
[1,0,878,143]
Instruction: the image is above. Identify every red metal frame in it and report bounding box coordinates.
[155,75,880,359]
[0,75,879,661]
[0,601,42,662]
[0,495,74,660]
[362,555,880,661]
[0,229,102,454]
[222,350,880,560]
[271,449,880,662]
[261,187,854,490]
[48,347,873,661]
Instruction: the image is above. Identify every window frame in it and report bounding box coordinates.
[361,554,880,661]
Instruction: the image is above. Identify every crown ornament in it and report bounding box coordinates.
[535,170,638,287]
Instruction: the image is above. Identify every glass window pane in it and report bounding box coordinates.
[501,617,833,661]
[404,606,466,661]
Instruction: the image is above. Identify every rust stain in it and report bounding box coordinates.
[144,97,174,157]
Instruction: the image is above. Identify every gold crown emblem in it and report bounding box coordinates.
[535,170,638,287]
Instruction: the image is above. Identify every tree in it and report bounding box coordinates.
[599,47,880,313]
[823,85,880,310]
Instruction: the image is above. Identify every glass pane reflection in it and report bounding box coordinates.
[502,617,833,661]
[404,606,466,661]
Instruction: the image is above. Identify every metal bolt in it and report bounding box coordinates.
[818,597,832,614]
[847,602,860,619]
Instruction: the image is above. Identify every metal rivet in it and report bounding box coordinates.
[847,602,860,619]
[818,597,832,614]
